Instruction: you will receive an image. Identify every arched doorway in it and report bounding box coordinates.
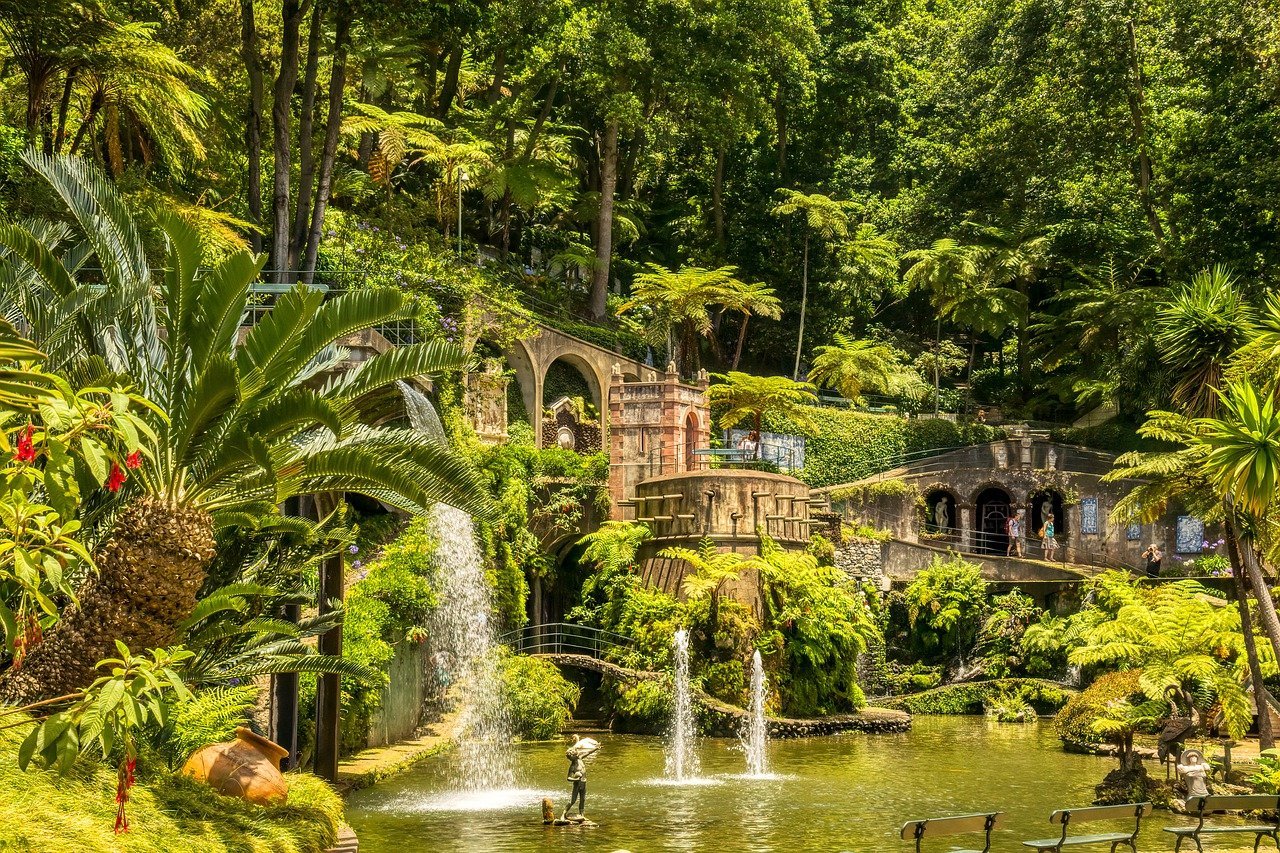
[975,486,1013,555]
[683,412,700,471]
[923,488,957,535]
[1029,490,1066,540]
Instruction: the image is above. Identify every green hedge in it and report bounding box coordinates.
[762,406,1001,487]
[878,679,1074,716]
[1054,670,1145,750]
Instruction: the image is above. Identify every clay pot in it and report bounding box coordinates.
[182,727,290,805]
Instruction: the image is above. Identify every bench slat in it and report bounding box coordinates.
[1188,795,1280,813]
[900,813,1004,840]
[1024,832,1134,848]
[1049,803,1151,824]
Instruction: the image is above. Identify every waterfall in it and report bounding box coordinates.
[431,503,517,792]
[398,380,446,440]
[1065,663,1082,688]
[664,628,701,781]
[741,650,769,777]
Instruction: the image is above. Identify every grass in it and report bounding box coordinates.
[0,719,342,853]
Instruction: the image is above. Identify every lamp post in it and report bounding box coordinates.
[457,167,468,259]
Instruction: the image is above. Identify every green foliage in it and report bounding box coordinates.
[608,679,673,734]
[899,555,988,662]
[0,712,342,853]
[1054,670,1148,751]
[756,537,875,715]
[984,691,1036,723]
[764,405,1000,487]
[707,372,818,432]
[148,685,259,771]
[977,590,1045,678]
[1252,749,1280,794]
[882,678,1071,716]
[499,653,581,741]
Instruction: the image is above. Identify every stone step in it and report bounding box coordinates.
[325,826,358,853]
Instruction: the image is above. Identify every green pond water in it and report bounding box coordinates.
[345,716,1197,852]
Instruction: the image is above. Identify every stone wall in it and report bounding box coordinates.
[365,642,429,748]
[833,538,885,580]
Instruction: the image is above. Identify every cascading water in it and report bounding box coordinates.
[664,628,701,781]
[398,380,447,439]
[431,504,518,793]
[741,650,769,777]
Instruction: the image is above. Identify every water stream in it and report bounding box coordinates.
[663,628,701,782]
[740,650,769,777]
[398,380,447,439]
[430,503,519,797]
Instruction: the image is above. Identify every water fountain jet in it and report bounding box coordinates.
[741,650,769,777]
[664,628,701,782]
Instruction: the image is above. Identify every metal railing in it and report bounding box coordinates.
[498,622,634,658]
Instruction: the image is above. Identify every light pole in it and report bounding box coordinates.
[457,167,468,259]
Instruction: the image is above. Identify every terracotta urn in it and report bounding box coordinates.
[181,727,290,805]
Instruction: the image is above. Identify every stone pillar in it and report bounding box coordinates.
[959,503,974,551]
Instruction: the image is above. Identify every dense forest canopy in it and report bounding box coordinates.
[1,0,1277,422]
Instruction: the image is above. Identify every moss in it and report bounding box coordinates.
[1054,670,1145,751]
[879,678,1074,715]
[0,722,342,853]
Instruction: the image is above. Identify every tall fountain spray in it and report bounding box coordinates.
[741,650,769,777]
[664,628,701,781]
[432,504,518,793]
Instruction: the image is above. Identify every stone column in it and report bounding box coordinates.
[959,503,974,551]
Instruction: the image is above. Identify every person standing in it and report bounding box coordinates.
[1006,510,1024,557]
[1041,513,1058,561]
[1142,543,1163,578]
[562,735,599,821]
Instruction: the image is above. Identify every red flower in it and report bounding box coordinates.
[125,450,142,470]
[12,424,35,463]
[114,757,136,833]
[106,461,128,493]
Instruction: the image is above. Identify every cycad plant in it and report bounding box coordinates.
[0,151,489,702]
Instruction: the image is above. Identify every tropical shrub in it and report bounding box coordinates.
[1054,670,1149,752]
[882,679,1071,715]
[897,555,988,663]
[499,653,581,740]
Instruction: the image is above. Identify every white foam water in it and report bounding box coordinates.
[664,628,701,781]
[741,650,769,777]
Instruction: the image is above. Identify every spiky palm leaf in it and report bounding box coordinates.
[705,372,818,433]
[0,154,491,702]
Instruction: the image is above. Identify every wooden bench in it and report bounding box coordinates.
[1022,803,1150,853]
[900,812,1004,853]
[1163,795,1280,853]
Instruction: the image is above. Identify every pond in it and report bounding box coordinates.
[346,716,1190,852]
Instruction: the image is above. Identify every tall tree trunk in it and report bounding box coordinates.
[0,498,217,704]
[271,0,307,281]
[240,0,266,253]
[290,0,323,270]
[731,313,751,370]
[438,45,463,118]
[1125,20,1167,252]
[521,72,559,161]
[712,145,726,261]
[53,68,77,153]
[1227,508,1280,664]
[24,62,51,143]
[774,84,788,183]
[590,119,619,321]
[488,47,506,104]
[792,235,808,380]
[301,2,352,283]
[1230,532,1275,749]
[934,316,941,417]
[1016,278,1030,398]
[965,330,977,415]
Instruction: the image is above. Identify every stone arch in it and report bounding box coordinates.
[973,483,1014,555]
[922,485,959,534]
[1028,488,1067,539]
[682,408,702,471]
[541,350,606,415]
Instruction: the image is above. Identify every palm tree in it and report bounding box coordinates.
[808,334,925,405]
[771,190,850,380]
[705,372,818,435]
[725,280,783,371]
[967,222,1050,397]
[0,152,491,702]
[903,239,978,415]
[618,264,748,376]
[1156,266,1256,417]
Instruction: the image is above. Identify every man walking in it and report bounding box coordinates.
[1006,509,1025,558]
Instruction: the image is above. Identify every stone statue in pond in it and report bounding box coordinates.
[562,735,600,822]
